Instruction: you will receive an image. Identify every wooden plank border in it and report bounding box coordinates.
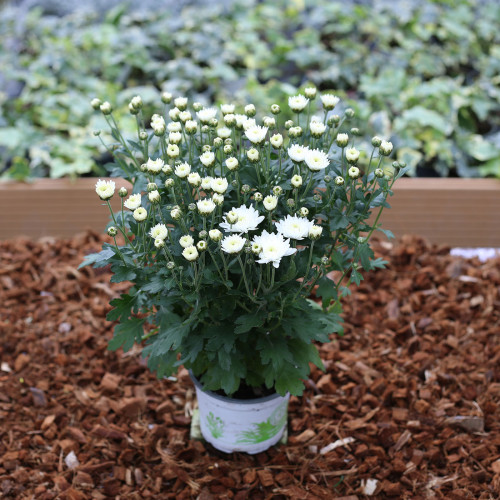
[1,178,499,247]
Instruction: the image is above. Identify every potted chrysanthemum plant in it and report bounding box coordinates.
[82,88,407,454]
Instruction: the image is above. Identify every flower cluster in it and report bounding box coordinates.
[86,88,405,397]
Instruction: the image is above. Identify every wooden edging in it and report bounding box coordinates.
[1,178,499,247]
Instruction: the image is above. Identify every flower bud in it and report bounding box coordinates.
[224,114,236,127]
[191,102,201,112]
[129,103,138,115]
[270,133,283,149]
[188,203,197,211]
[284,120,294,130]
[130,95,143,110]
[167,144,180,158]
[133,207,148,221]
[209,229,223,242]
[263,116,276,128]
[221,103,235,115]
[148,190,161,203]
[91,98,102,110]
[187,172,202,187]
[201,125,210,133]
[202,145,211,153]
[271,104,281,115]
[357,236,367,244]
[185,120,198,135]
[245,104,256,117]
[371,136,382,147]
[100,101,112,115]
[286,198,295,208]
[213,137,223,148]
[182,246,199,262]
[399,161,406,167]
[263,195,278,211]
[247,148,260,162]
[210,118,219,128]
[140,163,148,172]
[174,96,188,111]
[344,108,355,119]
[392,161,400,168]
[273,186,283,196]
[321,256,329,265]
[309,225,323,240]
[298,207,309,217]
[165,178,175,188]
[154,238,165,249]
[169,107,180,121]
[313,194,321,202]
[350,127,361,136]
[304,87,317,99]
[212,193,224,205]
[291,174,303,188]
[223,144,233,155]
[254,192,263,202]
[107,226,117,237]
[379,140,393,156]
[375,168,384,178]
[289,126,303,138]
[336,133,349,147]
[167,261,175,270]
[335,176,344,186]
[348,166,360,179]
[139,130,148,141]
[226,157,239,171]
[197,240,207,252]
[346,147,360,164]
[226,210,239,224]
[251,242,262,255]
[324,175,332,183]
[118,187,128,198]
[231,179,238,187]
[179,110,192,123]
[161,92,172,104]
[171,207,182,220]
[241,184,250,194]
[93,130,101,136]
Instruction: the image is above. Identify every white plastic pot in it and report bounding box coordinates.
[190,372,289,454]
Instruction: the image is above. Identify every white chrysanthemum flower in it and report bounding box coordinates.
[167,121,182,132]
[211,177,228,194]
[201,176,214,190]
[209,229,222,242]
[253,230,297,268]
[291,174,303,188]
[243,118,257,131]
[217,127,232,139]
[225,157,239,171]
[263,195,278,211]
[348,166,360,179]
[167,144,180,158]
[336,133,349,147]
[220,205,265,234]
[182,246,199,261]
[247,148,259,162]
[288,95,309,112]
[270,133,283,149]
[320,94,340,110]
[124,193,141,210]
[263,116,276,128]
[200,151,216,167]
[179,235,195,248]
[234,114,248,129]
[251,242,262,255]
[197,107,217,124]
[275,215,314,240]
[95,179,115,200]
[379,140,394,156]
[146,157,164,173]
[309,225,323,240]
[212,193,224,205]
[187,172,201,186]
[133,207,147,221]
[221,103,235,115]
[221,234,246,254]
[168,132,182,144]
[175,162,191,178]
[197,199,216,215]
[310,121,327,137]
[288,144,310,163]
[150,223,168,240]
[151,115,166,133]
[223,113,236,126]
[245,125,268,144]
[304,148,330,171]
[304,87,317,99]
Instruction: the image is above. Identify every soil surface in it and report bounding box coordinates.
[0,232,499,499]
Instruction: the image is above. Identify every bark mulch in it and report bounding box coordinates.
[0,232,499,499]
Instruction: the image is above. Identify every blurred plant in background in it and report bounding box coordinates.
[1,0,499,179]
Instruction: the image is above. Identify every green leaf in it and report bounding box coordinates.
[110,263,136,283]
[234,310,266,334]
[400,106,453,135]
[107,293,140,322]
[315,275,337,309]
[78,248,115,269]
[108,317,145,352]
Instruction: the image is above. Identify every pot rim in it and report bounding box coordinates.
[189,370,288,405]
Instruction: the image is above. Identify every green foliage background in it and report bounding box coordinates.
[1,0,499,179]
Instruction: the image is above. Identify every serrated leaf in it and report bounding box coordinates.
[234,310,266,334]
[108,317,145,352]
[78,248,115,269]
